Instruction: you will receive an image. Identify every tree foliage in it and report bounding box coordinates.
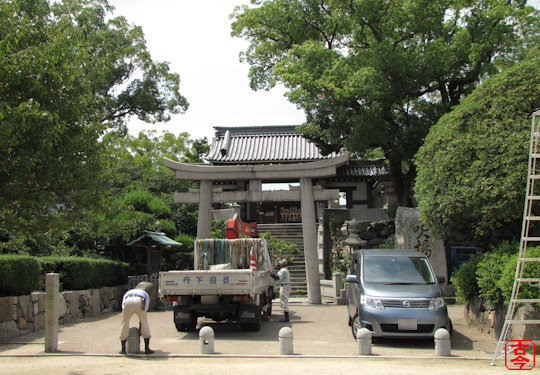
[231,0,538,205]
[101,130,208,196]
[0,0,189,230]
[414,59,540,242]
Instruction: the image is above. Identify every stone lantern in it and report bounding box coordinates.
[343,218,367,253]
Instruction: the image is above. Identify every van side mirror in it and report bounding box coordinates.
[345,274,358,283]
[437,276,446,284]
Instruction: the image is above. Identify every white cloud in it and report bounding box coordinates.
[109,0,306,141]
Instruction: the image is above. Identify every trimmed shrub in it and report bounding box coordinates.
[450,254,482,304]
[38,257,132,291]
[498,247,540,305]
[476,241,517,306]
[0,255,41,296]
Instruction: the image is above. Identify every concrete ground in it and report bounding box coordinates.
[0,300,533,374]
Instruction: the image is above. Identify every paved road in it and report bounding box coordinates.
[0,300,525,374]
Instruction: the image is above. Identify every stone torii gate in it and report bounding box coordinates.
[164,153,350,304]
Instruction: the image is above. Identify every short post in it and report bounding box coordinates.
[279,327,293,355]
[434,328,451,356]
[126,327,141,354]
[332,273,343,298]
[45,273,59,353]
[199,326,214,354]
[356,328,372,355]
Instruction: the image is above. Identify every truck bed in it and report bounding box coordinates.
[159,269,273,297]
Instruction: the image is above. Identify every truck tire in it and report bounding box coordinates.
[175,312,198,332]
[241,305,262,331]
[186,313,198,331]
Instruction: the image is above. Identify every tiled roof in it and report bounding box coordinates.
[334,159,388,180]
[206,126,388,179]
[207,125,340,163]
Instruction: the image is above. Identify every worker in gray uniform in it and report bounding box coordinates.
[267,259,290,322]
[119,288,154,354]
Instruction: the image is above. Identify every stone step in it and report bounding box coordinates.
[258,223,307,296]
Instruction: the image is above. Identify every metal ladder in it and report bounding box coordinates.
[491,110,540,365]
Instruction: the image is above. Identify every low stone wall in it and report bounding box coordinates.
[0,285,127,342]
[464,297,540,340]
[320,273,347,305]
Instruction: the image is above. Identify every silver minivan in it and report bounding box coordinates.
[346,249,452,339]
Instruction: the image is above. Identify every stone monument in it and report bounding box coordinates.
[395,207,447,283]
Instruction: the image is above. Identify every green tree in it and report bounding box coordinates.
[414,59,540,242]
[231,0,538,206]
[101,130,208,196]
[0,0,189,231]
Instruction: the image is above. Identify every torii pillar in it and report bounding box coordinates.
[196,180,213,240]
[300,177,321,304]
[164,153,350,304]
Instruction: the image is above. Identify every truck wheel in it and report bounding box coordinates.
[241,305,262,331]
[185,313,198,331]
[241,320,261,331]
[267,301,272,316]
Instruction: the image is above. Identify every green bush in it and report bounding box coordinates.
[261,232,299,261]
[210,219,227,239]
[450,254,482,304]
[38,256,132,291]
[476,241,517,306]
[498,247,540,305]
[0,255,41,296]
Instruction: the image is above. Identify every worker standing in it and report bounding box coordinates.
[119,288,154,354]
[267,259,291,322]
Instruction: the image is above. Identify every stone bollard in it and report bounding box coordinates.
[434,328,451,356]
[356,328,372,355]
[279,327,293,355]
[199,326,215,354]
[45,273,59,353]
[126,327,141,354]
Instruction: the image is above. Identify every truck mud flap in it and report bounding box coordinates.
[237,304,260,323]
[173,304,193,324]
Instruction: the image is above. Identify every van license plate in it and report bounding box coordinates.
[398,319,417,330]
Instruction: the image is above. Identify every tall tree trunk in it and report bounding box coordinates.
[388,155,414,207]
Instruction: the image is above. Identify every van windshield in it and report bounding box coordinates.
[363,256,435,284]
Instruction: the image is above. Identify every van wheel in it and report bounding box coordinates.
[351,313,361,340]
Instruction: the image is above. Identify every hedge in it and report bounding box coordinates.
[39,257,132,291]
[0,255,41,296]
[451,242,540,307]
[0,255,132,296]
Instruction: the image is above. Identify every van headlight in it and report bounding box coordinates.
[429,297,445,310]
[361,295,385,310]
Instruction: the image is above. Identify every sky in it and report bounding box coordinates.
[109,0,306,143]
